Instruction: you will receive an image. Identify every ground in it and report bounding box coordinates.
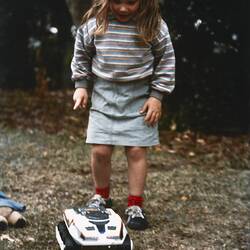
[0,90,249,250]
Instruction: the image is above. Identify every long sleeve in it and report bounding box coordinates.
[150,20,176,101]
[71,19,96,89]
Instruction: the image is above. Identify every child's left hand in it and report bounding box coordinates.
[140,97,162,126]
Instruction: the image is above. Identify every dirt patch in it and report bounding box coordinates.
[0,90,250,249]
[0,125,249,250]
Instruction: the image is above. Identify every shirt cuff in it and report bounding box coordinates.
[75,79,89,89]
[150,90,164,101]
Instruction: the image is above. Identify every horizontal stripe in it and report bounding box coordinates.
[71,17,175,94]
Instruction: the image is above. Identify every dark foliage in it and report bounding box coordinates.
[0,0,249,133]
[26,0,73,89]
[0,1,35,89]
[0,0,72,90]
[161,0,249,133]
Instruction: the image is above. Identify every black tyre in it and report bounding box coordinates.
[57,221,81,250]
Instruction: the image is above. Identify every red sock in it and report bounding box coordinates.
[95,186,110,199]
[128,195,143,207]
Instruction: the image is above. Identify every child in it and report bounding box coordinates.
[71,0,175,231]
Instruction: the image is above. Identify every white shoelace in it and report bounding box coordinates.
[86,194,106,208]
[125,205,145,219]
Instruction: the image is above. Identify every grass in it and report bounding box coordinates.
[0,90,249,249]
[0,125,249,249]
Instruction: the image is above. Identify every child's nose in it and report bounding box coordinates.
[119,5,129,13]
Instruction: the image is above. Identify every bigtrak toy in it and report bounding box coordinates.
[56,204,133,250]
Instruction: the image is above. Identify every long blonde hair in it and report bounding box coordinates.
[82,0,161,42]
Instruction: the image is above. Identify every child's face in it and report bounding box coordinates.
[110,0,140,23]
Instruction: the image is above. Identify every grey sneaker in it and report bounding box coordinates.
[77,194,109,221]
[125,205,149,230]
[86,194,106,208]
[86,194,112,209]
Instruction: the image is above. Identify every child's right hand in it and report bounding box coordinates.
[73,88,88,110]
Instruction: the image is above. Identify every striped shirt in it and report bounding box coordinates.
[71,16,175,99]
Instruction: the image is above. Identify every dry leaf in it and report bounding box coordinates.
[188,151,195,157]
[181,196,188,201]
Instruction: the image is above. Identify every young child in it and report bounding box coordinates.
[71,0,175,230]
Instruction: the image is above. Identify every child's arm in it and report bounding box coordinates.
[71,25,95,89]
[140,97,162,127]
[150,20,175,100]
[71,19,96,110]
[73,88,88,110]
[142,19,175,126]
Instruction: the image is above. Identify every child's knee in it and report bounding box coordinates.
[125,147,146,161]
[91,145,113,162]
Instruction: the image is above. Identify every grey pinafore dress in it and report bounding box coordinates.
[86,77,159,146]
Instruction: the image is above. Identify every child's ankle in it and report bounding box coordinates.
[95,186,110,199]
[127,195,143,207]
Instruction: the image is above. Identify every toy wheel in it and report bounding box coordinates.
[56,221,81,250]
[120,234,133,250]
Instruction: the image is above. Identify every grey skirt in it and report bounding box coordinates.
[86,77,159,146]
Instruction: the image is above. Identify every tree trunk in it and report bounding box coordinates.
[65,0,91,26]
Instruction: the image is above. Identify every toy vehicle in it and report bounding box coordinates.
[56,205,133,250]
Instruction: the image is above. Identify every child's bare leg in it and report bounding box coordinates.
[125,146,147,197]
[91,144,113,189]
[124,146,149,230]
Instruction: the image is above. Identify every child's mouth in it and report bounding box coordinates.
[115,14,131,22]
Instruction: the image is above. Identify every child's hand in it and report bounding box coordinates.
[140,97,162,126]
[73,88,88,110]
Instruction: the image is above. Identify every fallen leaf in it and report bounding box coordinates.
[26,237,35,242]
[197,138,206,145]
[181,196,188,201]
[188,151,195,157]
[43,151,48,157]
[168,149,176,154]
